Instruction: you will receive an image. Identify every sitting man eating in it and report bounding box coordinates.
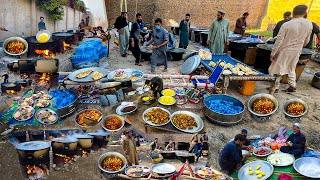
[219,134,250,175]
[280,123,306,156]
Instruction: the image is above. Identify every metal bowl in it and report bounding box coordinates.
[248,93,278,117]
[36,30,51,43]
[75,109,103,128]
[283,98,308,118]
[170,111,204,133]
[203,94,245,126]
[143,107,171,127]
[253,146,272,157]
[3,37,28,56]
[98,152,128,174]
[161,89,176,97]
[141,95,155,105]
[311,72,320,90]
[294,157,320,178]
[102,115,125,132]
[158,96,177,106]
[118,104,138,115]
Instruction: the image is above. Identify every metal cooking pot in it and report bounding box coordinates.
[3,37,28,56]
[98,152,128,174]
[203,94,245,126]
[51,137,78,155]
[16,141,51,165]
[248,93,278,117]
[73,134,94,149]
[50,90,79,118]
[75,109,103,128]
[311,72,320,90]
[283,98,308,118]
[88,131,110,147]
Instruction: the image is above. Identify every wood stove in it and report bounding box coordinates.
[52,32,74,53]
[1,82,20,94]
[26,36,58,58]
[34,72,59,90]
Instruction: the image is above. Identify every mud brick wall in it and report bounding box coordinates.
[105,0,268,29]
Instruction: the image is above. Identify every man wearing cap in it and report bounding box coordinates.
[219,134,250,175]
[280,123,306,156]
[207,10,230,54]
[273,11,292,38]
[234,12,249,35]
[241,129,251,149]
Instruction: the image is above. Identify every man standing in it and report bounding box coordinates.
[273,11,291,38]
[38,17,46,31]
[234,12,249,35]
[280,123,306,156]
[144,18,172,73]
[207,10,230,54]
[78,19,86,31]
[179,13,191,49]
[114,12,130,57]
[130,13,143,66]
[268,5,312,93]
[122,131,139,165]
[219,134,249,175]
[85,16,90,26]
[304,15,320,49]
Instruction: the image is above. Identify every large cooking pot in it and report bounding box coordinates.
[16,141,51,166]
[3,37,28,56]
[88,130,110,147]
[49,89,79,118]
[203,94,245,126]
[311,72,320,90]
[98,152,128,174]
[73,134,94,149]
[248,93,279,120]
[51,137,78,156]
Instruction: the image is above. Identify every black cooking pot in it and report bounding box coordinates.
[51,137,78,156]
[73,134,94,149]
[168,48,186,61]
[16,141,51,166]
[12,131,28,143]
[29,130,45,141]
[88,131,110,148]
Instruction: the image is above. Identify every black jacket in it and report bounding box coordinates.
[114,16,128,30]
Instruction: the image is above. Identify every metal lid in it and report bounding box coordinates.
[16,141,50,151]
[53,32,73,37]
[72,134,94,139]
[2,83,16,87]
[51,137,78,143]
[181,55,201,75]
[88,130,109,137]
[168,48,186,53]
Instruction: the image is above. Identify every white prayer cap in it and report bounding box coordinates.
[294,123,301,129]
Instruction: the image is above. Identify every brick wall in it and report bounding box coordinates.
[105,0,268,30]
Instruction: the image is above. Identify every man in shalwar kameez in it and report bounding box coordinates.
[207,10,230,54]
[114,12,130,57]
[144,18,172,73]
[268,5,312,94]
[122,131,139,166]
[179,13,191,49]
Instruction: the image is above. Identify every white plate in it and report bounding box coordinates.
[267,153,295,167]
[152,163,176,174]
[142,107,171,127]
[170,111,204,133]
[253,147,272,157]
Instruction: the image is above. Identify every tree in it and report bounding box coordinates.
[37,0,67,21]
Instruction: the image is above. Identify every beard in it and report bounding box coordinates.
[137,19,142,23]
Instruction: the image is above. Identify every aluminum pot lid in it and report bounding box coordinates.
[72,134,93,139]
[168,48,186,53]
[16,141,50,151]
[88,130,109,137]
[53,32,73,37]
[51,137,78,143]
[181,55,200,75]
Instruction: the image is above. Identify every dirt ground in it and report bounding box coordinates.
[0,40,319,180]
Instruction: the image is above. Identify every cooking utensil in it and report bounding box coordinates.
[158,96,177,106]
[238,160,273,180]
[68,67,108,83]
[141,95,155,105]
[72,134,94,149]
[248,93,278,118]
[142,107,171,127]
[102,115,125,132]
[16,141,51,166]
[125,165,151,178]
[283,98,308,119]
[294,157,320,178]
[75,109,103,128]
[170,111,204,133]
[51,137,78,155]
[98,152,128,174]
[311,72,320,89]
[3,37,28,56]
[36,30,51,43]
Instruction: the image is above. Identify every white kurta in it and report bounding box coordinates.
[269,18,312,76]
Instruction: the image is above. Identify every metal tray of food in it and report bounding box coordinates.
[267,153,295,167]
[238,160,273,180]
[68,67,108,83]
[253,147,272,157]
[13,106,35,121]
[107,68,143,82]
[142,107,171,127]
[35,108,58,125]
[125,165,151,178]
[170,111,204,133]
[152,163,176,174]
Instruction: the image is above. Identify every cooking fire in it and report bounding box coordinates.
[35,49,55,58]
[25,164,48,179]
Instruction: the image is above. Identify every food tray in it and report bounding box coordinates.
[238,160,273,180]
[68,67,108,83]
[13,106,35,122]
[267,153,295,167]
[107,68,143,82]
[142,107,171,127]
[158,96,177,106]
[170,111,204,133]
[125,165,151,178]
[152,163,176,174]
[35,108,58,125]
[293,157,320,179]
